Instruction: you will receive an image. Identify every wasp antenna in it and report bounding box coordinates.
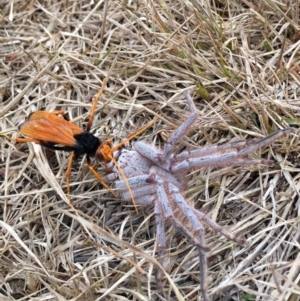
[111,156,139,213]
[112,115,160,152]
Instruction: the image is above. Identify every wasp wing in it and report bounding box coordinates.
[27,111,84,136]
[19,115,83,147]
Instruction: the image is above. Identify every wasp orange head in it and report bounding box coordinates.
[95,140,113,162]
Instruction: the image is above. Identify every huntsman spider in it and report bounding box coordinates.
[106,90,295,301]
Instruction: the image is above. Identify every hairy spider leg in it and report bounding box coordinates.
[160,89,198,161]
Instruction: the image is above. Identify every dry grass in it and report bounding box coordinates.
[0,0,300,300]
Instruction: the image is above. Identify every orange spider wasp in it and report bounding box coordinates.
[1,80,157,211]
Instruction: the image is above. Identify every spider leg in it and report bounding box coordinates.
[154,201,167,294]
[153,175,174,221]
[170,217,210,300]
[115,170,212,250]
[171,128,295,172]
[155,201,166,258]
[172,140,261,161]
[191,207,246,244]
[198,245,209,301]
[114,173,172,293]
[113,175,156,200]
[161,89,198,162]
[172,154,273,172]
[167,182,210,300]
[171,209,210,299]
[114,171,212,295]
[238,127,296,155]
[184,128,295,162]
[114,175,152,189]
[135,127,295,173]
[135,140,270,172]
[168,183,210,252]
[155,177,211,299]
